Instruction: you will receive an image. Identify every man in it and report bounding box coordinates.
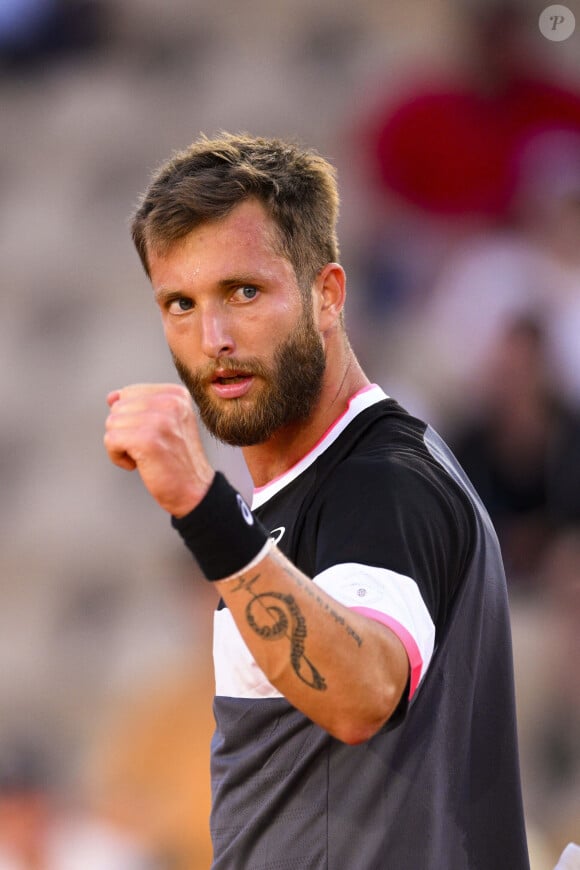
[104,133,530,869]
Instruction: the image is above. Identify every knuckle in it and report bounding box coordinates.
[163,391,191,416]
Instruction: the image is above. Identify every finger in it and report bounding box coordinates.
[108,398,191,423]
[111,451,138,471]
[105,410,184,443]
[104,440,138,471]
[107,384,191,414]
[116,383,190,402]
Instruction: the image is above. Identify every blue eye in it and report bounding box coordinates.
[239,285,258,300]
[168,297,193,314]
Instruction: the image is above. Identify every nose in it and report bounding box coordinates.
[199,307,235,359]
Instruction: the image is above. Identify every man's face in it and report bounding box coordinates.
[149,199,326,446]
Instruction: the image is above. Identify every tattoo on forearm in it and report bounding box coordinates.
[233,572,327,691]
[229,552,365,691]
[272,551,364,648]
[248,590,327,690]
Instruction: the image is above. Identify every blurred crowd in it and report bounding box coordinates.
[0,0,579,867]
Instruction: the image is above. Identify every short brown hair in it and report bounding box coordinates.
[131,132,340,290]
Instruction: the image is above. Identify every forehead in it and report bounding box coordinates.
[149,200,297,294]
[149,199,282,271]
[197,198,280,247]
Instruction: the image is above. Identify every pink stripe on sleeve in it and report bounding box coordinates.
[350,606,424,699]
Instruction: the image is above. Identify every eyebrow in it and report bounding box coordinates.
[154,287,188,308]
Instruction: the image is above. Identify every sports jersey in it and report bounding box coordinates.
[210,384,530,870]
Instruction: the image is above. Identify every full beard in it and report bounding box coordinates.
[172,307,326,447]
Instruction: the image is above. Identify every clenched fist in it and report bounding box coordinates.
[104,383,214,517]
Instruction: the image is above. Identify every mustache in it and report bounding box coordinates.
[171,353,271,385]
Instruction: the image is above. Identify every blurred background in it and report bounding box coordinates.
[1,0,579,867]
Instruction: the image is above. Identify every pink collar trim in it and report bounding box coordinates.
[251,384,388,509]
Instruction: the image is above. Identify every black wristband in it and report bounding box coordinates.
[171,472,269,581]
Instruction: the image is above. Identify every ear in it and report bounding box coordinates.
[313,263,346,332]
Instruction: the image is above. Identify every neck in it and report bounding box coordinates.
[242,343,369,488]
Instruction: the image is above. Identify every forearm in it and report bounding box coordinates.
[216,545,409,744]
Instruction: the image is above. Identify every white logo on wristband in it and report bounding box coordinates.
[236,494,254,526]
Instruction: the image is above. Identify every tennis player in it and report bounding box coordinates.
[105,133,530,869]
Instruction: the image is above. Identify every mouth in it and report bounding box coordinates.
[214,374,250,385]
[210,370,255,399]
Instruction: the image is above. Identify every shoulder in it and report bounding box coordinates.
[318,431,469,522]
[310,426,477,626]
[311,398,477,531]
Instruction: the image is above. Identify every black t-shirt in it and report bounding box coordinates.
[210,385,530,870]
